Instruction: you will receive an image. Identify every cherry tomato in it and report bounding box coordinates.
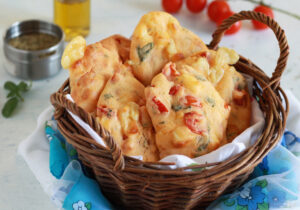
[184,95,203,108]
[252,5,274,30]
[207,0,231,23]
[152,96,168,113]
[162,0,183,13]
[184,112,205,135]
[217,11,242,35]
[169,85,181,95]
[186,0,207,13]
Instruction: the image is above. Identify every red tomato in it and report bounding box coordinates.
[170,64,180,77]
[197,51,214,66]
[199,51,208,58]
[162,0,183,13]
[152,96,168,113]
[184,112,205,135]
[162,62,180,80]
[97,106,114,117]
[184,95,203,108]
[97,105,108,114]
[169,85,181,95]
[252,5,274,30]
[186,0,207,13]
[217,11,242,35]
[207,0,231,23]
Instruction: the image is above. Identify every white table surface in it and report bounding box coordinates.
[0,0,300,209]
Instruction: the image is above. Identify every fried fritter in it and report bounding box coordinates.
[130,11,208,85]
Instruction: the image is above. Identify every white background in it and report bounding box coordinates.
[0,0,300,209]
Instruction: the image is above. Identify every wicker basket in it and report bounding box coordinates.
[51,11,289,209]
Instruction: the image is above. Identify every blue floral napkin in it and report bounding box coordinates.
[45,120,72,179]
[45,120,113,210]
[207,132,300,210]
[46,120,300,210]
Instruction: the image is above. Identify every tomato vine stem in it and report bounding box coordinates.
[227,0,300,20]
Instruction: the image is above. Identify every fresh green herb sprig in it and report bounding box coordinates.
[2,81,32,118]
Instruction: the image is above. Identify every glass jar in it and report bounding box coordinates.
[54,0,90,41]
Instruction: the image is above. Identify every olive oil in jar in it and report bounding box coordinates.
[54,0,90,41]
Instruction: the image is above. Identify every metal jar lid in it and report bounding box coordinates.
[3,20,64,80]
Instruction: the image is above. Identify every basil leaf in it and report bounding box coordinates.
[18,81,28,92]
[137,42,153,62]
[103,93,113,100]
[197,141,209,152]
[195,75,206,81]
[206,97,215,108]
[171,104,182,112]
[16,92,24,101]
[2,97,19,118]
[4,81,18,92]
[106,109,113,117]
[7,92,16,98]
[18,81,32,92]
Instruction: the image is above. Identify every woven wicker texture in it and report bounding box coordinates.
[51,11,289,209]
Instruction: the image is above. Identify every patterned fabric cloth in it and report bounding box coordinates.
[45,120,113,210]
[207,132,300,210]
[46,120,300,210]
[45,119,76,178]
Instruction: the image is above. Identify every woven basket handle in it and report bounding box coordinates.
[208,10,289,89]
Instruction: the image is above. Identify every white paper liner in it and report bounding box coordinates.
[65,75,265,169]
